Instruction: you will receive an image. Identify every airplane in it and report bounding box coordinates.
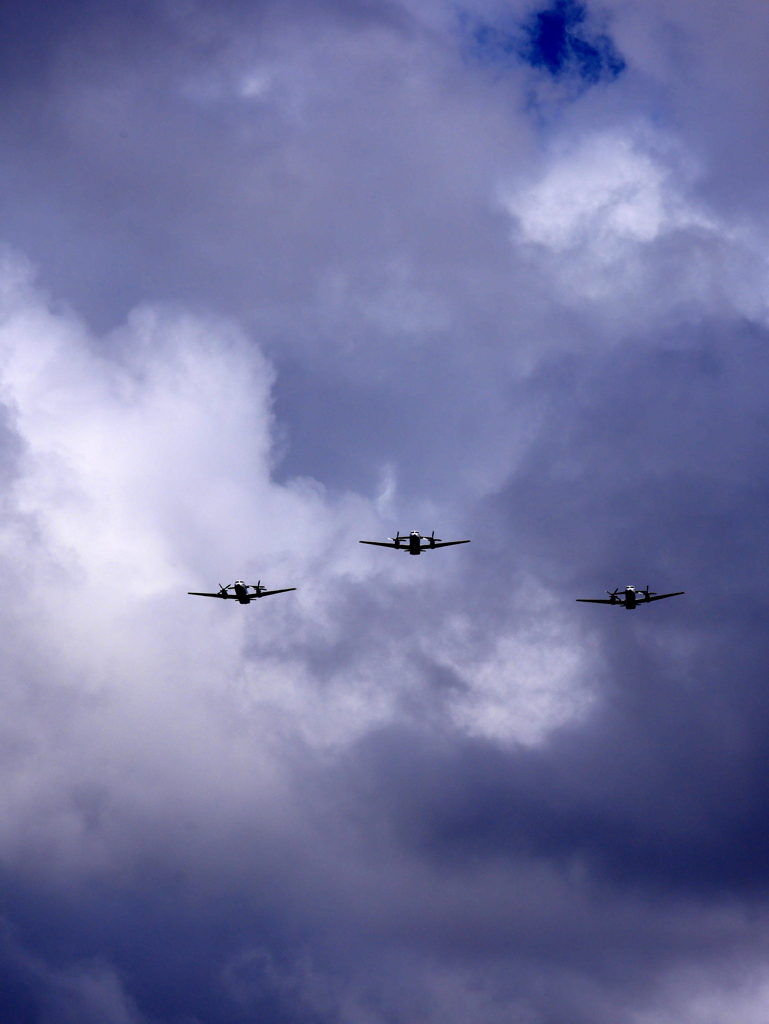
[359,531,470,556]
[576,585,684,610]
[188,580,296,605]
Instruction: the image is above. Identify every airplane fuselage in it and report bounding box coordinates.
[622,586,653,609]
[409,533,422,555]
[234,580,257,603]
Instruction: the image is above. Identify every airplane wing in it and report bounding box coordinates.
[430,540,471,548]
[359,541,400,548]
[644,591,685,602]
[575,598,620,604]
[253,587,297,597]
[188,591,231,598]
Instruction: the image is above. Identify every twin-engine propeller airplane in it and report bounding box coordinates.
[188,580,296,605]
[359,531,470,556]
[576,585,684,610]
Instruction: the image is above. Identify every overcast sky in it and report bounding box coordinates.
[1,1,769,1021]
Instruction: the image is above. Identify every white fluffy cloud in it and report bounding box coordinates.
[0,250,596,893]
[503,132,699,253]
[500,129,769,327]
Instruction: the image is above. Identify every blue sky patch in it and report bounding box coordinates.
[467,1,625,86]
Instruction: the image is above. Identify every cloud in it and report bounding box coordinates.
[632,966,769,1024]
[421,582,597,744]
[0,241,587,824]
[4,2,769,1021]
[497,124,769,338]
[503,132,700,251]
[0,240,728,1023]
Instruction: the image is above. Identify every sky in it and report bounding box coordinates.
[1,0,769,1021]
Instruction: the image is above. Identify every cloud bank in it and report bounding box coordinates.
[0,1,769,1021]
